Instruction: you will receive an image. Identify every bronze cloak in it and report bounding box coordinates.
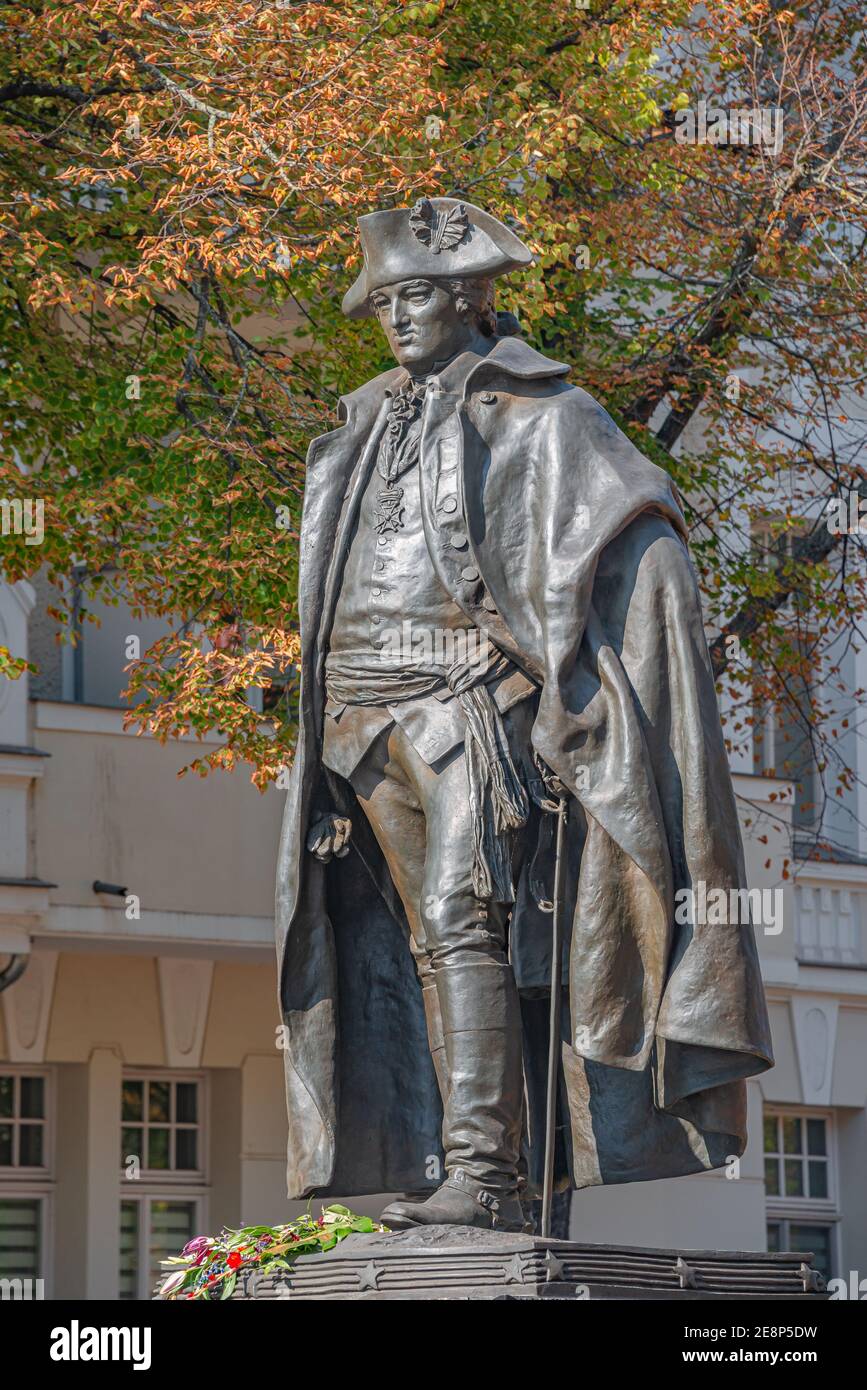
[275,336,773,1198]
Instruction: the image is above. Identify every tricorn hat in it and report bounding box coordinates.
[342,197,534,319]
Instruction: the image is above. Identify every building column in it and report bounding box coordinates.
[84,1046,122,1298]
[208,1068,241,1233]
[54,1046,122,1299]
[239,1054,289,1226]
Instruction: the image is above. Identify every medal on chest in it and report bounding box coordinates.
[373,484,406,535]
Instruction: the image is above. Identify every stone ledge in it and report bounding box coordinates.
[158,1227,828,1302]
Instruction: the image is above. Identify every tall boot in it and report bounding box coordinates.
[421,976,449,1111]
[382,959,529,1232]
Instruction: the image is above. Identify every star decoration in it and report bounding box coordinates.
[504,1253,529,1285]
[544,1250,565,1283]
[358,1261,381,1292]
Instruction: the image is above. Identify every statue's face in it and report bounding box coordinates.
[368,278,477,376]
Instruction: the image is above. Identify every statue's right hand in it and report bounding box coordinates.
[306,813,352,863]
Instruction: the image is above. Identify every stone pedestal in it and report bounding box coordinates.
[212,1227,827,1301]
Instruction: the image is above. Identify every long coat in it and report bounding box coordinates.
[275,335,773,1198]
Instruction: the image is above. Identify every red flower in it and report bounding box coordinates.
[227,1250,243,1271]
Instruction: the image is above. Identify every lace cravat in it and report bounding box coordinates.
[372,378,428,534]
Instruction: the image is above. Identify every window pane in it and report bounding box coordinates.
[764,1157,780,1196]
[148,1202,195,1297]
[806,1119,826,1157]
[0,1199,40,1278]
[19,1077,44,1120]
[121,1127,141,1169]
[0,1077,12,1118]
[0,1125,12,1166]
[763,1116,778,1153]
[785,1159,804,1197]
[175,1083,197,1125]
[783,1117,802,1155]
[766,1222,781,1253]
[789,1224,833,1283]
[148,1082,170,1123]
[148,1128,170,1170]
[773,634,817,832]
[119,1202,139,1301]
[175,1129,197,1171]
[122,1080,144,1123]
[808,1160,828,1200]
[18,1124,43,1168]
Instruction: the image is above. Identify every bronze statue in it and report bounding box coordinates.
[275,197,773,1233]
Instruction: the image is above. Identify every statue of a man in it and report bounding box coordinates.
[275,198,772,1233]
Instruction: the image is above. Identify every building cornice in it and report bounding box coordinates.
[32,699,228,744]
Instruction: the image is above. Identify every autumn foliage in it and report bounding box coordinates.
[0,2,865,848]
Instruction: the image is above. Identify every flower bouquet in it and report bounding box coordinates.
[158,1204,384,1300]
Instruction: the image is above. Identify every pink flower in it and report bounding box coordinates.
[182,1236,211,1258]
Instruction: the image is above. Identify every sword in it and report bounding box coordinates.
[540,791,568,1240]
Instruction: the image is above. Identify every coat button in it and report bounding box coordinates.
[479,391,496,404]
[482,595,497,612]
[439,496,458,513]
[461,566,479,582]
[450,532,468,549]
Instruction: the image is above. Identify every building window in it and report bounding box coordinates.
[763,1113,830,1200]
[767,1219,835,1284]
[120,1075,203,1177]
[119,1197,201,1301]
[62,567,173,708]
[0,1198,43,1281]
[0,1072,48,1170]
[749,520,821,838]
[118,1071,206,1299]
[764,1109,837,1282]
[0,1069,51,1285]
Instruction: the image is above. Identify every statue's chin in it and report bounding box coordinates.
[391,345,431,373]
[392,342,467,378]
